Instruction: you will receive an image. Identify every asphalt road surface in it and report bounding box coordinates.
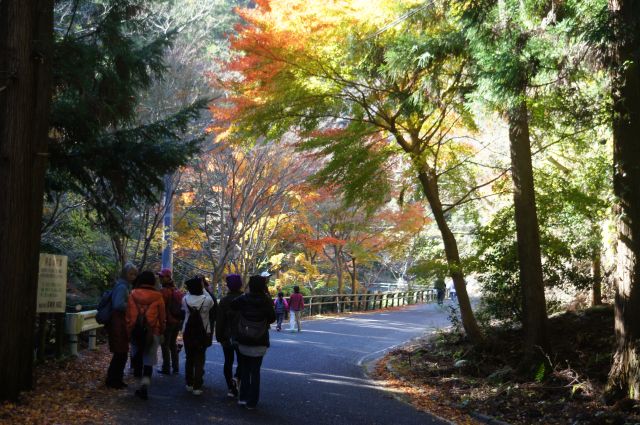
[114,301,453,425]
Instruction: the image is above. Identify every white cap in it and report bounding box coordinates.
[260,271,271,277]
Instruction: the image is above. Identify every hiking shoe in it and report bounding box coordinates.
[227,386,238,398]
[237,400,247,406]
[185,385,193,392]
[135,385,148,400]
[245,405,256,410]
[106,380,127,389]
[157,369,170,375]
[192,389,203,396]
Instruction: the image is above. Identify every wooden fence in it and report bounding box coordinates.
[300,290,437,317]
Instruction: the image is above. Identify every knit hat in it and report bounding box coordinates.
[225,274,242,291]
[158,268,172,278]
[248,275,268,293]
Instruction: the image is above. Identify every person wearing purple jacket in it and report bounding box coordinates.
[273,292,289,331]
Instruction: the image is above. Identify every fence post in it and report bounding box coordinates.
[68,333,79,357]
[88,329,97,350]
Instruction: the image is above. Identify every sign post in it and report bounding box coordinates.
[37,254,67,313]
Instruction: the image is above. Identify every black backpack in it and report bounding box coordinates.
[96,289,113,325]
[236,313,267,345]
[131,302,154,348]
[183,300,211,349]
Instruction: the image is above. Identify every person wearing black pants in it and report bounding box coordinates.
[222,343,241,394]
[230,275,276,409]
[182,276,215,396]
[216,274,244,397]
[184,345,206,391]
[106,352,128,386]
[238,353,264,407]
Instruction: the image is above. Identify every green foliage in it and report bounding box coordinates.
[472,174,609,325]
[278,284,311,297]
[303,122,395,209]
[49,0,206,234]
[41,202,115,295]
[471,207,522,323]
[534,362,546,383]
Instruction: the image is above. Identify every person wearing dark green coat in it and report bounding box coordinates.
[434,275,446,305]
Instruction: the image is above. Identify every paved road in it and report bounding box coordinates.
[114,302,452,425]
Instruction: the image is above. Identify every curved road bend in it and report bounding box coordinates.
[114,302,452,425]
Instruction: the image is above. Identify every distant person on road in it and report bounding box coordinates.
[182,276,215,396]
[446,280,457,302]
[105,263,137,389]
[126,270,166,400]
[216,274,244,398]
[230,275,276,410]
[434,275,446,305]
[157,268,183,375]
[288,285,304,332]
[274,292,289,331]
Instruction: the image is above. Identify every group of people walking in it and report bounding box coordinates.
[103,264,303,409]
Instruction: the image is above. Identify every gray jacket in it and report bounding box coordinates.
[112,278,131,312]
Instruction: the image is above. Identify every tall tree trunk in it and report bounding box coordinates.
[350,256,358,295]
[606,0,640,402]
[333,245,344,294]
[0,0,54,400]
[591,248,603,306]
[111,237,127,269]
[417,170,483,344]
[507,98,550,366]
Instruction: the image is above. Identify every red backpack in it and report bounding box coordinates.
[167,289,184,320]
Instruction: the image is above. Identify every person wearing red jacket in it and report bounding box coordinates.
[126,271,166,400]
[288,285,304,332]
[158,268,183,375]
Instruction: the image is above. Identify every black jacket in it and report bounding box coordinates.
[230,293,276,347]
[215,290,243,344]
